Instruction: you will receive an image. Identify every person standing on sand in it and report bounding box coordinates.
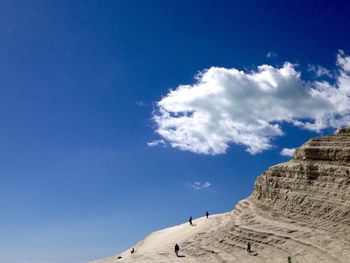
[206,211,209,218]
[189,216,193,226]
[175,243,180,256]
[247,242,251,253]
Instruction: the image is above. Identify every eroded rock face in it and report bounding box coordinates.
[91,128,350,263]
[253,128,350,225]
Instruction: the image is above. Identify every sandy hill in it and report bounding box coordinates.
[91,128,350,263]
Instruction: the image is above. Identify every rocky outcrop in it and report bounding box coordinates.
[253,127,350,225]
[91,128,350,263]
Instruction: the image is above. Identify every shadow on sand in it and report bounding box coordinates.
[177,254,186,258]
[248,250,258,256]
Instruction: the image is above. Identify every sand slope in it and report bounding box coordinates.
[91,199,350,263]
[92,213,233,263]
[91,128,350,263]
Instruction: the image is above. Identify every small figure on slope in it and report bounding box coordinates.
[189,216,193,226]
[175,243,180,257]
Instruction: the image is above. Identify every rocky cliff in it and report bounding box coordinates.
[91,128,350,263]
[254,127,350,225]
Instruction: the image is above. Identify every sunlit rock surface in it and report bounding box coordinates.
[91,128,350,263]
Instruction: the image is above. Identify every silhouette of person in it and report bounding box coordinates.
[288,256,292,263]
[189,216,193,226]
[247,242,251,253]
[131,248,135,254]
[175,243,180,256]
[206,211,209,218]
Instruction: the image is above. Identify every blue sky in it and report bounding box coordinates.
[1,1,350,262]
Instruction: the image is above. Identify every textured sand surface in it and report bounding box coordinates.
[91,128,350,263]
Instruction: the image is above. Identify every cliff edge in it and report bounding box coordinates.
[91,128,350,263]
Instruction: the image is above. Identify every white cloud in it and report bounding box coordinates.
[147,139,166,147]
[308,64,332,77]
[337,49,350,72]
[153,50,350,155]
[280,148,296,157]
[187,181,211,190]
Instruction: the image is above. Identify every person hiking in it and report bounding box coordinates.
[189,216,193,226]
[175,243,180,256]
[130,248,135,254]
[206,211,209,218]
[247,242,251,253]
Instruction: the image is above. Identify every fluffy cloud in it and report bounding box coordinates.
[280,148,296,157]
[152,50,350,155]
[187,181,211,190]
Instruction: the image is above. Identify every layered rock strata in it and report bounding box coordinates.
[92,128,350,263]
